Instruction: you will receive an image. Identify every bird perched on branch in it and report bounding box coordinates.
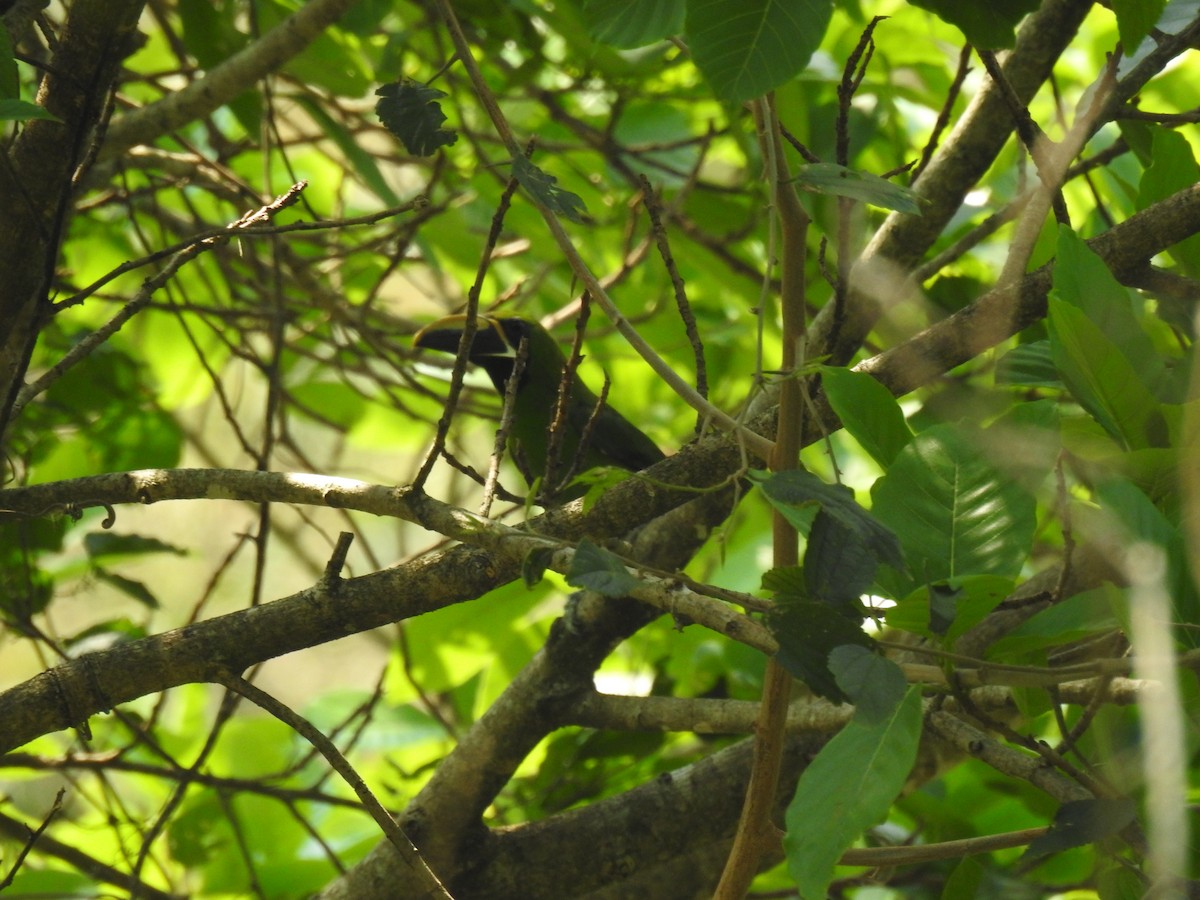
[413,314,664,498]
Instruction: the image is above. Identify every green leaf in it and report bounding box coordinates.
[1137,129,1200,276]
[93,568,161,609]
[1048,298,1165,449]
[567,538,639,596]
[1111,0,1165,52]
[511,155,589,224]
[522,547,554,588]
[584,0,685,48]
[754,469,904,571]
[885,575,1012,642]
[686,0,833,103]
[995,341,1061,387]
[794,163,922,215]
[375,80,458,156]
[1052,228,1169,397]
[784,686,923,898]
[84,532,187,561]
[987,585,1123,659]
[870,425,1036,583]
[829,645,907,724]
[820,366,912,468]
[0,99,60,122]
[770,601,874,702]
[904,0,1040,50]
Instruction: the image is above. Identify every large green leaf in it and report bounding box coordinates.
[584,0,685,48]
[784,686,923,898]
[1048,298,1165,449]
[686,0,833,102]
[870,424,1036,584]
[1052,228,1169,398]
[904,0,1040,49]
[1111,0,1166,52]
[821,366,912,468]
[1137,129,1200,277]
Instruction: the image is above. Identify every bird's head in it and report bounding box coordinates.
[413,314,557,395]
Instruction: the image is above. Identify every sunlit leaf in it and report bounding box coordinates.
[905,0,1040,49]
[821,366,912,468]
[686,0,833,102]
[584,0,685,48]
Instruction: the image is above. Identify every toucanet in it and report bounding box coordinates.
[413,315,664,496]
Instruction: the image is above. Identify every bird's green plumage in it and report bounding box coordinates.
[413,315,664,496]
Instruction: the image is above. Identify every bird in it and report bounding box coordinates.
[413,314,664,498]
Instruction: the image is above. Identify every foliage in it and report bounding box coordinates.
[1,0,1200,898]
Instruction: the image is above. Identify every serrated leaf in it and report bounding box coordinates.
[870,425,1036,584]
[1019,798,1136,869]
[754,469,904,571]
[784,686,923,898]
[375,80,458,156]
[905,0,1040,49]
[829,645,907,724]
[761,565,806,601]
[584,0,685,48]
[770,601,874,702]
[511,156,589,223]
[794,164,922,215]
[686,0,833,103]
[566,538,638,596]
[821,366,911,468]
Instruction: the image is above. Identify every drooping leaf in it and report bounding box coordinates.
[905,0,1041,49]
[784,686,923,898]
[754,469,904,571]
[94,569,160,609]
[870,424,1036,584]
[583,0,685,48]
[567,538,639,597]
[375,80,458,156]
[794,163,922,215]
[829,644,907,724]
[511,155,589,223]
[821,366,912,468]
[686,0,833,103]
[770,601,874,702]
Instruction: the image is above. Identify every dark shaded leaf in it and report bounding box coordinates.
[829,644,907,724]
[522,546,554,588]
[94,568,160,609]
[754,469,904,571]
[770,601,874,702]
[804,509,875,618]
[567,538,638,596]
[84,532,186,561]
[928,582,960,635]
[511,155,589,223]
[1019,798,1136,869]
[375,80,458,156]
